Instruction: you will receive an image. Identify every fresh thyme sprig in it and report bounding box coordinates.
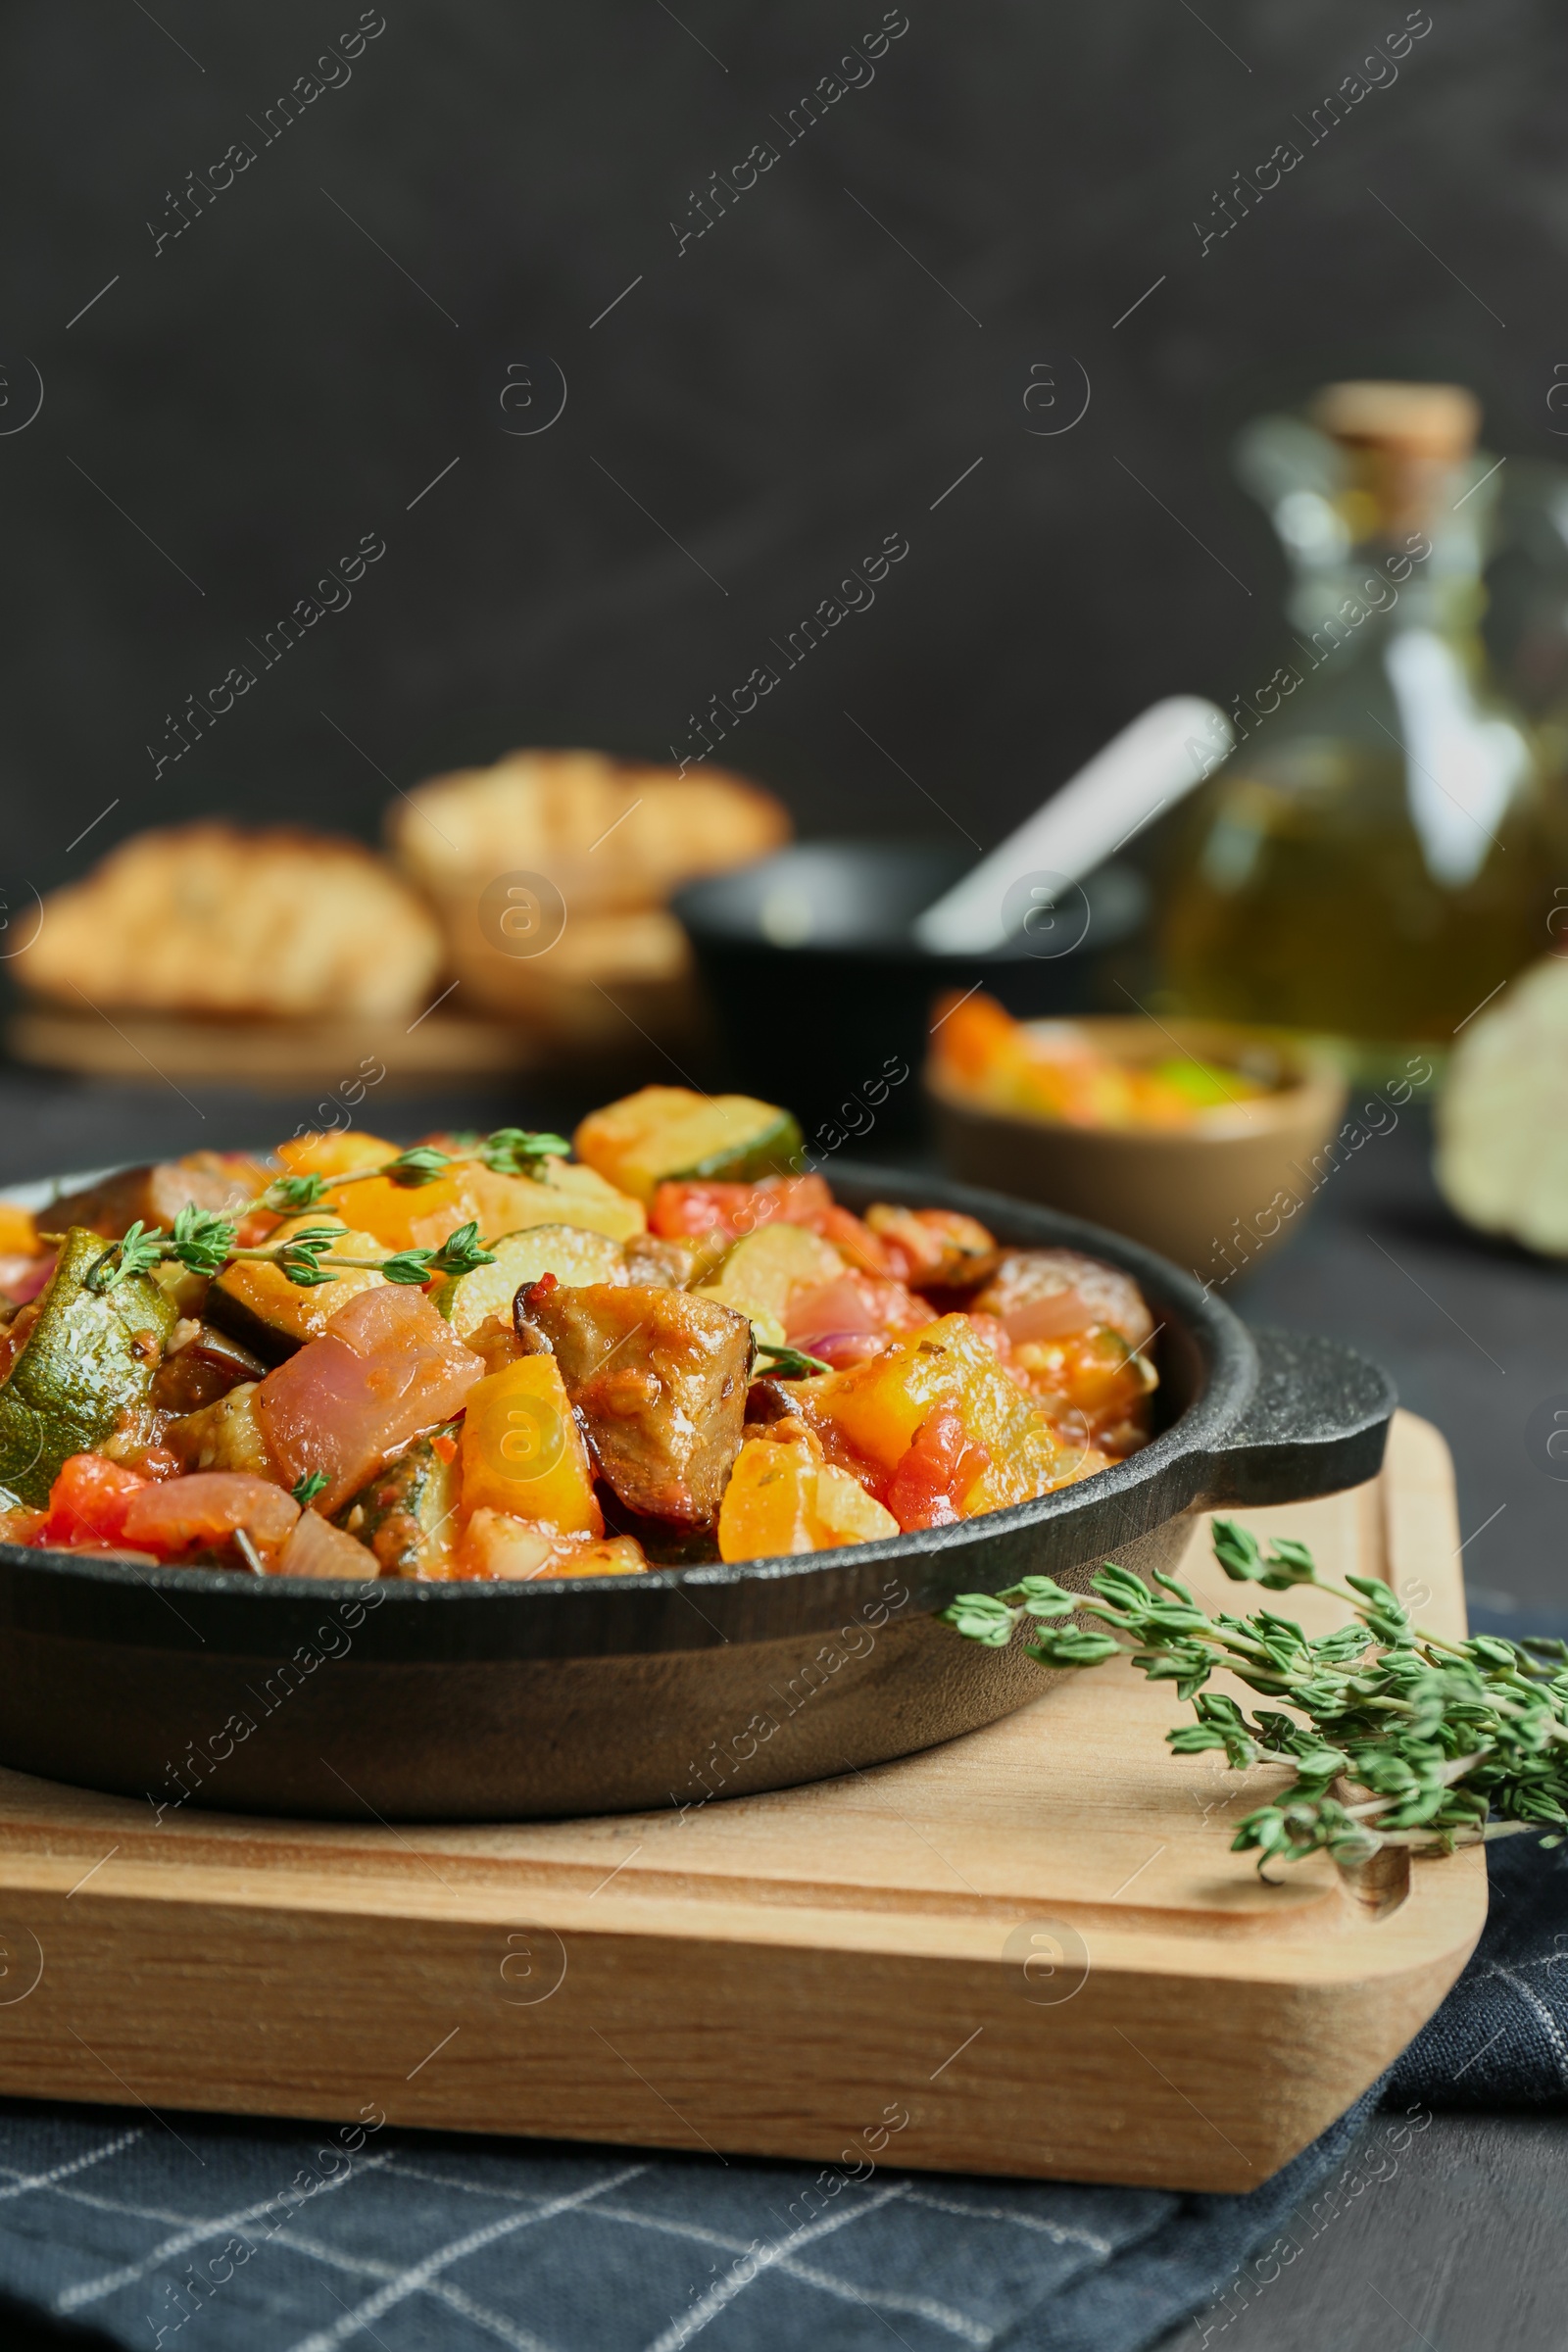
[74,1127,570,1295]
[376,1221,495,1287]
[246,1130,570,1216]
[941,1519,1568,1876]
[83,1211,497,1296]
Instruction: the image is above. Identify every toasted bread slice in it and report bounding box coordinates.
[387,748,790,914]
[24,823,445,1020]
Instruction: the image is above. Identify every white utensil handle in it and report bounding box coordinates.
[912,696,1232,956]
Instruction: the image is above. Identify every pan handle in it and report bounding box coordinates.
[1196,1327,1396,1508]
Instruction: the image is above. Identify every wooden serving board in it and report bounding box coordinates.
[6,1005,543,1088]
[0,1412,1483,2191]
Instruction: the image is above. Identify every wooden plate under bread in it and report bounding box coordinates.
[6,1006,544,1091]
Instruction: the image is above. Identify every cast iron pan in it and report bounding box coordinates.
[0,1169,1394,1822]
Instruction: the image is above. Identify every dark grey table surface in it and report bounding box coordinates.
[0,1065,1561,2351]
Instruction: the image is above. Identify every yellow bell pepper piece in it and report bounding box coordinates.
[215,1216,388,1347]
[460,1354,603,1537]
[0,1203,38,1256]
[717,1433,898,1561]
[817,1312,1081,1512]
[277,1132,398,1179]
[276,1131,479,1253]
[343,1159,646,1255]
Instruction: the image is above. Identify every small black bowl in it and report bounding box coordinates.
[672,842,1148,1142]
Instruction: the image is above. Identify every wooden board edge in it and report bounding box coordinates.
[0,1890,1482,2193]
[5,1007,544,1085]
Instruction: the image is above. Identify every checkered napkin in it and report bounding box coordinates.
[0,1832,1562,2352]
[1388,1819,1568,2108]
[0,2087,1376,2352]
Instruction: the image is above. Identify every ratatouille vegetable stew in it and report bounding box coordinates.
[0,1088,1158,1580]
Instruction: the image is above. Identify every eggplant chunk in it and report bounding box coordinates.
[49,1154,258,1243]
[166,1382,282,1481]
[531,1281,753,1526]
[0,1226,175,1506]
[621,1235,712,1288]
[339,1425,461,1578]
[148,1321,269,1415]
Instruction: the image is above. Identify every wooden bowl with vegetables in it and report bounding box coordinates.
[928,1000,1347,1286]
[0,1083,1388,1820]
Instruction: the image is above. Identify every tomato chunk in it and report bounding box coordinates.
[650,1174,832,1243]
[884,1405,992,1532]
[41,1454,150,1549]
[812,1204,900,1279]
[862,1204,996,1287]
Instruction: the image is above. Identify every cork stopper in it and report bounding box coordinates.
[1308,380,1481,537]
[1309,380,1480,459]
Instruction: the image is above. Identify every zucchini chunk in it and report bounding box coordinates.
[434,1223,625,1344]
[696,1222,844,1349]
[573,1086,804,1202]
[0,1226,176,1506]
[339,1425,461,1577]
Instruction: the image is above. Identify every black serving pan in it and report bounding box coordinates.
[0,1169,1394,1823]
[672,842,1149,1140]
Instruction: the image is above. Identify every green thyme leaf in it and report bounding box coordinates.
[382,1146,455,1189]
[265,1173,328,1212]
[378,1250,437,1286]
[938,1592,1018,1646]
[1024,1626,1122,1668]
[83,1221,167,1292]
[271,1224,347,1287]
[170,1204,238,1278]
[475,1127,571,1176]
[425,1221,497,1280]
[292,1470,330,1507]
[756,1343,834,1379]
[375,1224,498,1286]
[1210,1519,1265,1581]
[1011,1577,1079,1621]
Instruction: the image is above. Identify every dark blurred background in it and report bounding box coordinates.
[1,0,1565,1610]
[4,0,1560,888]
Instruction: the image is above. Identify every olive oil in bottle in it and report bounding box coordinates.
[1161,382,1562,1070]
